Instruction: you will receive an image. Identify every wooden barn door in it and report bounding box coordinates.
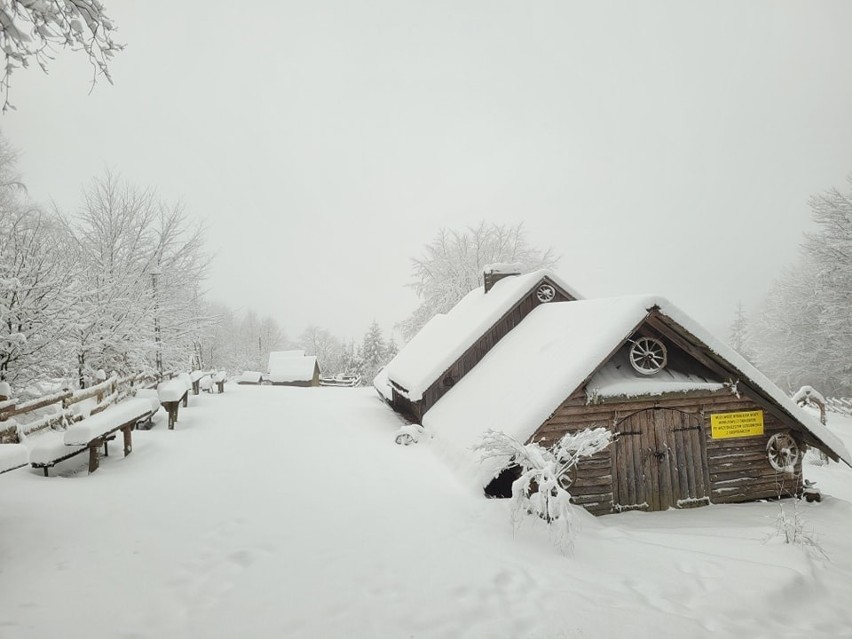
[613,408,709,512]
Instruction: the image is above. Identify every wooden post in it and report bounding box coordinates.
[123,426,133,456]
[182,392,188,408]
[88,444,100,473]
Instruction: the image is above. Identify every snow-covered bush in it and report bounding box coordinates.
[769,497,827,559]
[394,424,427,446]
[475,427,612,553]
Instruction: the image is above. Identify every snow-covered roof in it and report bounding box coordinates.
[269,356,318,383]
[238,371,263,384]
[386,269,581,401]
[372,367,392,402]
[423,296,851,486]
[269,351,306,370]
[587,350,725,399]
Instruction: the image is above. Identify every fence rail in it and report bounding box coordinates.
[825,397,852,417]
[0,373,161,443]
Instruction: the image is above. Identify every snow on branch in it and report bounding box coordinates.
[0,0,124,111]
[475,427,612,554]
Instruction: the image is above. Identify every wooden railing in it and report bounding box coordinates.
[825,397,852,417]
[0,373,160,443]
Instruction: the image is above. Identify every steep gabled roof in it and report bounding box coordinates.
[269,356,319,383]
[269,350,306,370]
[386,269,580,401]
[422,296,851,486]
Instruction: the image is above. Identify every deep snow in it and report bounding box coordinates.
[1,386,851,638]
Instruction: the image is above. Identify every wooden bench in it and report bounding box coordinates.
[190,370,206,395]
[213,371,226,394]
[31,399,154,476]
[157,379,190,430]
[0,444,28,475]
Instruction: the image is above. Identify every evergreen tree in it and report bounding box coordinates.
[357,321,387,385]
[727,300,754,362]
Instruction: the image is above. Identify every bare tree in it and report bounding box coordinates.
[0,0,123,111]
[62,172,208,383]
[0,140,75,385]
[298,325,343,375]
[400,221,559,340]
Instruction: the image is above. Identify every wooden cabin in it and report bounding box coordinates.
[382,267,581,422]
[268,351,320,387]
[422,296,851,515]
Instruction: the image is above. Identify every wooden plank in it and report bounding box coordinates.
[639,410,655,509]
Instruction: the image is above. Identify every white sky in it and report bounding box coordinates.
[3,1,852,342]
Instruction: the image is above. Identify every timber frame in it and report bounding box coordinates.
[496,306,835,515]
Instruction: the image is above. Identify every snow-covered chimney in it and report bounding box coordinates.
[483,263,521,293]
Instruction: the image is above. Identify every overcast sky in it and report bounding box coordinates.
[4,1,852,342]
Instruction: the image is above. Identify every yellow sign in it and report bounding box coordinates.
[710,410,764,439]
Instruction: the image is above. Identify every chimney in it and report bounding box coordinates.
[483,263,521,293]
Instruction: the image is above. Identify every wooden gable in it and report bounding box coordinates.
[518,311,818,515]
[415,274,577,421]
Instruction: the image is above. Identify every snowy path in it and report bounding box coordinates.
[1,386,851,638]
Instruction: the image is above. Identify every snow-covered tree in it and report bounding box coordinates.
[299,325,343,376]
[0,0,123,111]
[400,221,558,340]
[727,300,754,362]
[356,320,388,384]
[61,172,208,383]
[0,141,75,385]
[475,427,612,553]
[752,176,852,395]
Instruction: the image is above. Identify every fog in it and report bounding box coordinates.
[5,0,852,340]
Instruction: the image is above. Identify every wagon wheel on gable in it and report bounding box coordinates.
[766,432,800,473]
[536,284,556,303]
[629,337,668,375]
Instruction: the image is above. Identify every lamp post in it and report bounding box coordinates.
[150,266,163,377]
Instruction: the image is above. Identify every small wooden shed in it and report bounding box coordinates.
[268,351,320,387]
[422,296,851,515]
[383,267,580,422]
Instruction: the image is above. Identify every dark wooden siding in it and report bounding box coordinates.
[418,277,574,418]
[530,388,804,516]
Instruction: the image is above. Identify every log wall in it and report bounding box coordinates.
[531,387,804,516]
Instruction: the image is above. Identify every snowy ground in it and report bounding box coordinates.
[1,386,851,639]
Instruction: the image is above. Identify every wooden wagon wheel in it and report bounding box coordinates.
[766,433,799,472]
[536,284,556,303]
[629,337,667,375]
[557,465,578,490]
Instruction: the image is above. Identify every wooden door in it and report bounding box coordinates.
[613,408,709,512]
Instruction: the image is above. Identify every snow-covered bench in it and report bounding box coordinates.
[0,444,28,475]
[29,434,88,477]
[157,379,189,430]
[133,388,161,431]
[31,398,154,476]
[190,370,206,395]
[213,371,226,393]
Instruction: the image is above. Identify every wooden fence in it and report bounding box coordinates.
[825,397,852,417]
[0,373,160,444]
